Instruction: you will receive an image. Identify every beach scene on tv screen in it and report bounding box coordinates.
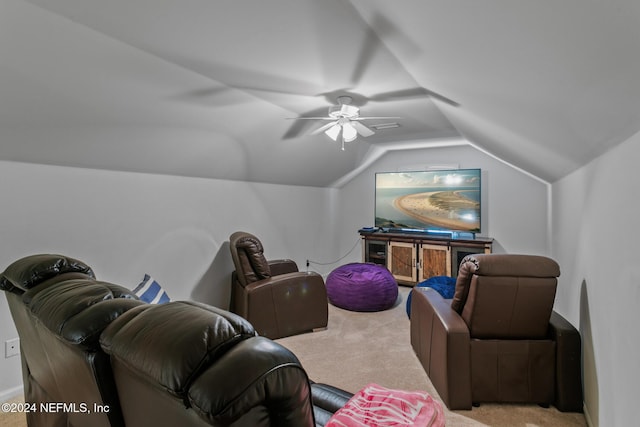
[375,169,481,232]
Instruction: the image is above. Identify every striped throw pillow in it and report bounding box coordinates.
[133,274,170,304]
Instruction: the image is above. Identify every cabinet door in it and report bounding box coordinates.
[387,241,416,283]
[419,244,451,282]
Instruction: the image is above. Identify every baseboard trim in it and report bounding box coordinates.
[583,402,595,427]
[0,384,24,403]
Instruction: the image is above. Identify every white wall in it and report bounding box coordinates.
[552,130,640,427]
[0,160,333,397]
[334,144,551,261]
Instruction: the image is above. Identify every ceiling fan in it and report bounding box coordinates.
[289,96,400,150]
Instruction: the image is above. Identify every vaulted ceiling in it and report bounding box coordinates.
[3,0,640,187]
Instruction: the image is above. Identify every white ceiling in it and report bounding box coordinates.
[3,0,640,187]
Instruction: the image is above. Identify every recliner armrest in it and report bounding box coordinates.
[310,382,352,425]
[310,382,352,414]
[268,259,299,275]
[410,287,472,410]
[549,311,583,412]
[242,271,328,339]
[188,336,315,426]
[244,271,321,294]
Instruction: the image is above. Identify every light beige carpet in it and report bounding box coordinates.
[0,395,26,427]
[277,286,588,427]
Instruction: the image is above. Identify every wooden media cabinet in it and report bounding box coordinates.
[360,230,493,286]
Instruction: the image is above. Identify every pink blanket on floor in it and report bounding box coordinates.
[326,383,445,426]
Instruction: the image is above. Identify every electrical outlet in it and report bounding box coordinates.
[5,338,19,358]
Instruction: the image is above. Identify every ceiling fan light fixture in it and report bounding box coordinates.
[324,124,341,141]
[342,122,358,142]
[300,95,403,151]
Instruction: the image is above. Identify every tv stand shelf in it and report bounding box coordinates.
[360,230,493,286]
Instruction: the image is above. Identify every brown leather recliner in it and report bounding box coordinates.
[229,231,328,339]
[2,254,352,427]
[410,254,583,412]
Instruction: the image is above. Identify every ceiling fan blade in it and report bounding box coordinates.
[353,116,401,120]
[349,12,418,87]
[170,86,254,107]
[418,88,460,107]
[350,25,380,86]
[282,106,332,140]
[310,121,339,135]
[185,60,325,98]
[370,87,459,107]
[351,121,375,137]
[286,117,335,120]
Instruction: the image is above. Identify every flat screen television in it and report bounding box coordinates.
[375,168,481,234]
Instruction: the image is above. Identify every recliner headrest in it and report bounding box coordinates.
[100,301,256,400]
[25,279,143,350]
[451,254,560,313]
[465,254,560,278]
[229,232,271,284]
[0,254,95,294]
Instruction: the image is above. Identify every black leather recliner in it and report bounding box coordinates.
[1,254,351,427]
[0,254,138,427]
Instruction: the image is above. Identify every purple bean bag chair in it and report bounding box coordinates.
[326,263,398,312]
